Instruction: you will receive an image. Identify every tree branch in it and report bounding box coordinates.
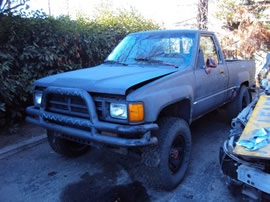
[1,0,28,13]
[0,0,8,12]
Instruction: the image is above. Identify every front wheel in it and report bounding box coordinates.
[140,117,192,190]
[47,130,90,157]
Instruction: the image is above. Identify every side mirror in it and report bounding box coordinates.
[206,57,217,68]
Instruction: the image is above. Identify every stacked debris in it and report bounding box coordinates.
[237,128,270,152]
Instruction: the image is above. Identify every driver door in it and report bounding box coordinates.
[193,34,228,118]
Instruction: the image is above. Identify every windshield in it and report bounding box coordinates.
[105,32,196,68]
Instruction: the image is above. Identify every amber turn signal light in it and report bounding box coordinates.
[128,103,144,122]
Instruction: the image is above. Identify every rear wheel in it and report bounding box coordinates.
[47,130,90,157]
[226,85,251,120]
[139,117,192,190]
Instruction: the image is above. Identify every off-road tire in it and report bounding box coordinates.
[136,117,192,190]
[47,130,90,157]
[226,85,251,120]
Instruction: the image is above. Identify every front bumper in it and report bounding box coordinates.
[26,87,158,147]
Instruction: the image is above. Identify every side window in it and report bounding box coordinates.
[199,36,219,65]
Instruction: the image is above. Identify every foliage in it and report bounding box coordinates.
[216,0,270,59]
[0,8,161,129]
[93,4,161,34]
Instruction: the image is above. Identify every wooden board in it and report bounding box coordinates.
[233,96,270,159]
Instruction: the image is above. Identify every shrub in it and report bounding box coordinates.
[0,9,161,129]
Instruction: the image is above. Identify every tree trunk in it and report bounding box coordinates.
[7,0,10,9]
[66,0,69,17]
[48,0,51,16]
[197,0,208,30]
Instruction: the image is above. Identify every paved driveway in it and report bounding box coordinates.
[0,110,240,202]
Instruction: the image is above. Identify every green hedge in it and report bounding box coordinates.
[0,10,160,129]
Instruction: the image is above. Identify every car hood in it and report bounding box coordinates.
[34,64,177,95]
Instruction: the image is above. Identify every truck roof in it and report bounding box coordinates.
[129,29,214,36]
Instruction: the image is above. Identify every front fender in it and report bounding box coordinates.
[126,69,195,123]
[154,85,193,122]
[128,84,194,123]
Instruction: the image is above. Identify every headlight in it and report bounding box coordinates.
[110,103,127,119]
[34,92,43,106]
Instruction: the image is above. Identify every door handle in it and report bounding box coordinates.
[220,69,224,74]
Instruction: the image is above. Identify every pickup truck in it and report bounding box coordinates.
[26,30,255,190]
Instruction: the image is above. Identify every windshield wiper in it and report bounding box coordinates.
[134,58,178,68]
[104,60,128,66]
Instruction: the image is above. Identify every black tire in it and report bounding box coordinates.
[139,117,192,190]
[47,130,90,157]
[226,85,251,120]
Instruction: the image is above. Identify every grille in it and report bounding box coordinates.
[46,94,96,119]
[94,98,104,119]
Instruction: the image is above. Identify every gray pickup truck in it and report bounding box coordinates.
[26,30,255,190]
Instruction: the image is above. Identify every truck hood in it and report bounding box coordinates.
[34,64,177,95]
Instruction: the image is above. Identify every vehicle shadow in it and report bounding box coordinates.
[60,145,150,202]
[60,178,149,202]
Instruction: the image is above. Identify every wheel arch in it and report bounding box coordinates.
[157,99,192,124]
[236,71,250,89]
[240,81,251,101]
[241,81,249,88]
